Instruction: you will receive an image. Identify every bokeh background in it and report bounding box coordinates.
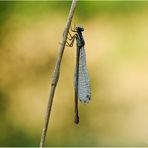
[1,1,148,146]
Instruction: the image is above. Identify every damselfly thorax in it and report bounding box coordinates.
[66,25,91,124]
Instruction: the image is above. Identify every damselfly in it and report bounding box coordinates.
[66,25,91,124]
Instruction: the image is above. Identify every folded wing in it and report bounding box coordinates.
[77,47,91,103]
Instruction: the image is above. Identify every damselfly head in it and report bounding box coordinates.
[75,26,84,32]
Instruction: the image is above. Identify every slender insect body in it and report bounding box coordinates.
[74,26,91,104]
[66,25,91,123]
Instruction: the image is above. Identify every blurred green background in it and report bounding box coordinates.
[1,1,148,146]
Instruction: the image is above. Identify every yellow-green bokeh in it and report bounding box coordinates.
[0,1,148,146]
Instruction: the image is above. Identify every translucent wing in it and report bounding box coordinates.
[74,46,91,103]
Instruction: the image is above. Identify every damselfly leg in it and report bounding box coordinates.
[66,33,77,47]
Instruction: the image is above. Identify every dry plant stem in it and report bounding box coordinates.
[39,0,77,147]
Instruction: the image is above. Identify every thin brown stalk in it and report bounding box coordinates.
[39,0,77,147]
